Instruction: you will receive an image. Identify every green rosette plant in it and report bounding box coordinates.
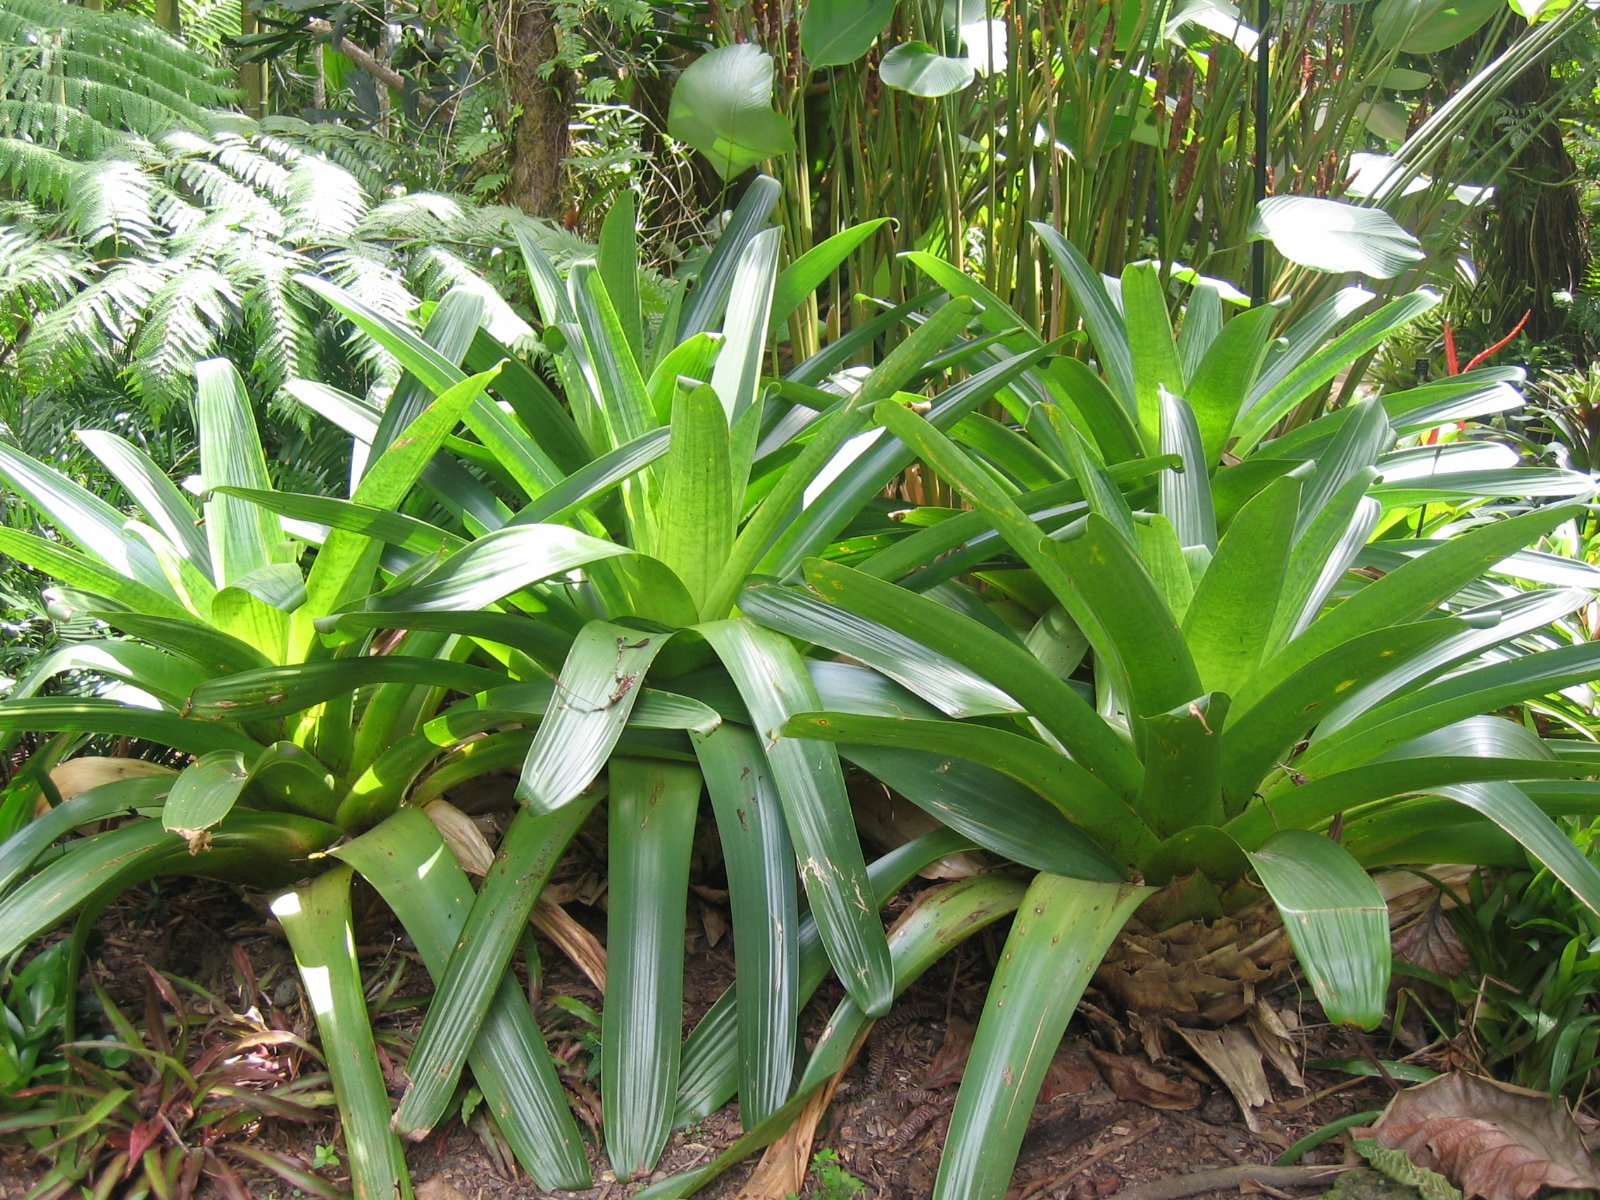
[0,178,1075,1194]
[634,233,1600,1199]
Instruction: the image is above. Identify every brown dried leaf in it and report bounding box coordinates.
[49,757,176,805]
[1088,1048,1201,1111]
[700,902,729,949]
[1391,903,1469,978]
[924,1015,974,1088]
[1171,1023,1272,1132]
[531,899,607,991]
[415,1178,471,1200]
[424,799,495,876]
[1039,1047,1101,1103]
[1360,1073,1600,1200]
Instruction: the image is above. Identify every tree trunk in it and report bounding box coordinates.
[503,0,573,218]
[1474,55,1590,347]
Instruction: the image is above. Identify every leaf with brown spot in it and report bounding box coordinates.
[1088,1048,1201,1110]
[1358,1073,1600,1200]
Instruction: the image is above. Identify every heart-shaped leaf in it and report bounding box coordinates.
[879,41,975,97]
[800,0,898,66]
[1250,196,1425,280]
[667,44,796,180]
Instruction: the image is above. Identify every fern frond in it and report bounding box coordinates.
[284,156,369,242]
[66,157,161,254]
[408,244,534,347]
[0,138,82,208]
[171,156,282,231]
[0,98,122,159]
[0,222,89,327]
[227,238,319,396]
[0,0,235,112]
[207,132,291,201]
[257,117,401,194]
[127,262,242,415]
[356,191,465,241]
[19,257,181,389]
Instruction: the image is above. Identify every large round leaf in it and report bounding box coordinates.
[879,41,975,97]
[1249,196,1425,280]
[667,44,796,181]
[800,0,899,67]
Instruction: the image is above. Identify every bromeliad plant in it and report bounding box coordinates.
[0,177,1067,1195]
[641,234,1600,1199]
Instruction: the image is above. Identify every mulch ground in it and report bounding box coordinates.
[0,867,1398,1200]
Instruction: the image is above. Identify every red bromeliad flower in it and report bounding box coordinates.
[1421,309,1532,445]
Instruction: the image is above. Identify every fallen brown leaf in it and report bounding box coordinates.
[1088,1048,1201,1110]
[1039,1047,1101,1103]
[1391,903,1469,978]
[1358,1072,1600,1200]
[415,1177,471,1200]
[1170,1023,1271,1132]
[924,1015,974,1088]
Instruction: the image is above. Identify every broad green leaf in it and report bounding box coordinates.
[0,443,170,596]
[1251,501,1583,702]
[1235,290,1439,454]
[517,621,673,812]
[693,724,798,1127]
[1122,261,1183,450]
[1045,515,1204,722]
[509,428,672,528]
[0,776,172,897]
[1136,693,1228,837]
[933,875,1149,1200]
[1182,475,1299,696]
[739,580,1017,719]
[1250,197,1425,280]
[1032,223,1136,413]
[76,430,210,577]
[1221,619,1471,810]
[334,810,590,1188]
[333,525,630,622]
[678,176,782,341]
[393,795,597,1137]
[0,699,261,757]
[162,750,252,842]
[1264,478,1379,653]
[879,41,975,95]
[771,219,890,325]
[656,385,733,615]
[195,359,282,588]
[271,867,410,1200]
[598,189,646,366]
[366,288,484,475]
[800,0,898,64]
[571,261,657,451]
[798,559,1142,797]
[0,810,338,961]
[306,364,503,617]
[184,657,506,723]
[0,529,190,623]
[215,489,462,559]
[604,758,701,1178]
[1184,300,1282,465]
[1247,830,1388,1028]
[838,745,1126,880]
[87,610,273,675]
[210,585,290,666]
[1158,390,1217,551]
[699,619,893,1016]
[710,226,781,429]
[667,46,796,180]
[787,709,1155,862]
[1299,641,1600,775]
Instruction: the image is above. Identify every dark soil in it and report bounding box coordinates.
[0,871,1395,1200]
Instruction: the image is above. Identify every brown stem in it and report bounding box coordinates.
[305,18,438,113]
[1112,1165,1352,1200]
